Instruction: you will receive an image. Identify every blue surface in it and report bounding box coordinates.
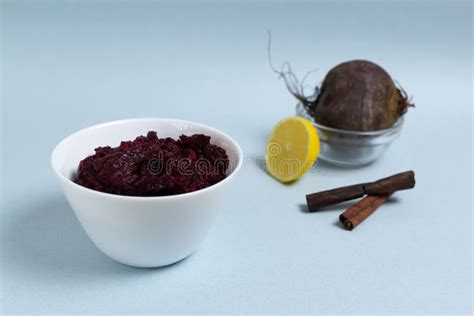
[1,1,472,314]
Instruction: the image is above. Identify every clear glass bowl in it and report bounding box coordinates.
[296,103,403,167]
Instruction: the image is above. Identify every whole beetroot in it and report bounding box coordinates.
[310,60,413,131]
[274,59,414,131]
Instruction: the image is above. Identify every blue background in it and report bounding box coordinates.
[1,1,472,314]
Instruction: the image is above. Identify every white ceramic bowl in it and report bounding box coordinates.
[51,118,243,268]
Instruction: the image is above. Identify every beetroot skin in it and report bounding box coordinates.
[75,131,229,197]
[308,60,413,131]
[275,59,414,131]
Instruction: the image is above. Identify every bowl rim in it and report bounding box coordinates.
[51,117,244,201]
[296,102,404,136]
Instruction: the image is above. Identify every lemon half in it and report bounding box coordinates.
[265,116,320,183]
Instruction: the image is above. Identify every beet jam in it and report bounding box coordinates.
[75,131,229,196]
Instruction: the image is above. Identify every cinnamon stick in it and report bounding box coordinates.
[305,184,367,210]
[340,194,391,230]
[364,171,415,195]
[306,171,415,212]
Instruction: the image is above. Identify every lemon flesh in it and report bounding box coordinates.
[265,116,320,183]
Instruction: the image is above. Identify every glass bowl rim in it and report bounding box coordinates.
[296,102,404,136]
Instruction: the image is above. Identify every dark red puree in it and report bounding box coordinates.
[75,131,229,196]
